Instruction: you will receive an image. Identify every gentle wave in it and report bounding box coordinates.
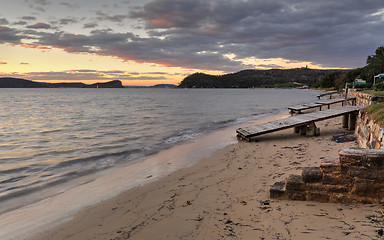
[0,88,319,203]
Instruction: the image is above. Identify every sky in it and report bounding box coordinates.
[0,0,383,86]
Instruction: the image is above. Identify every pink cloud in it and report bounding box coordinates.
[19,44,51,50]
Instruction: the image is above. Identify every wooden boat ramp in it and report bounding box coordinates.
[237,105,364,141]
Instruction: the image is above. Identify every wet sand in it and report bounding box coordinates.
[29,117,384,240]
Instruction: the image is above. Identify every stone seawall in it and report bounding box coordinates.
[270,148,384,204]
[347,89,384,106]
[355,109,384,149]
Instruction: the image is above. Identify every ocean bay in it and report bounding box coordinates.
[0,88,318,211]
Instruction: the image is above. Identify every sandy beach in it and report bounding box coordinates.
[29,116,384,240]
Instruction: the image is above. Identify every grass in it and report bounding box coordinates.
[362,90,384,97]
[364,102,384,126]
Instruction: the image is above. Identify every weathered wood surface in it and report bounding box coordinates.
[317,91,342,99]
[315,97,356,106]
[237,106,364,141]
[288,98,356,114]
[288,103,323,113]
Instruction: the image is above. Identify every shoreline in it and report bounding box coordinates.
[28,116,384,239]
[1,112,288,240]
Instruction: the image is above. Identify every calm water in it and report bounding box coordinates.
[0,88,318,202]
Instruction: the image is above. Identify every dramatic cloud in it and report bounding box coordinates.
[14,21,28,25]
[2,0,384,74]
[0,69,167,81]
[60,2,79,10]
[0,26,24,44]
[22,16,37,21]
[26,22,51,29]
[127,0,384,69]
[96,11,129,23]
[0,18,9,25]
[58,18,78,25]
[32,0,50,6]
[83,22,98,29]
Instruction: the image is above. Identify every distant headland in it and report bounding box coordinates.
[0,78,124,88]
[0,78,178,88]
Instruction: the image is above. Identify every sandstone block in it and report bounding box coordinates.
[302,167,322,183]
[320,158,340,173]
[339,148,384,167]
[270,181,286,198]
[287,191,306,201]
[349,166,384,181]
[326,185,349,193]
[286,174,305,191]
[330,194,355,204]
[305,183,326,191]
[307,192,330,202]
[322,173,351,186]
[351,179,381,196]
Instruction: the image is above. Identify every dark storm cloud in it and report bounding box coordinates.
[128,0,384,69]
[5,0,384,71]
[60,2,79,10]
[0,18,10,25]
[96,11,130,23]
[33,0,50,6]
[0,26,24,44]
[25,0,50,12]
[58,18,78,25]
[14,21,28,25]
[83,22,98,29]
[22,16,37,21]
[26,22,51,29]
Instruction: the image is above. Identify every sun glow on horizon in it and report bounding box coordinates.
[1,44,226,86]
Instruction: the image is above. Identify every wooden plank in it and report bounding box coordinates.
[302,103,322,107]
[315,98,345,104]
[315,98,355,105]
[237,106,363,140]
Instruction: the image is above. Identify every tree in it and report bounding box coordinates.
[335,68,363,89]
[365,46,384,83]
[317,72,343,89]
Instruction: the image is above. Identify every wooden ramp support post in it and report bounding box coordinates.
[294,123,320,136]
[348,112,357,130]
[306,122,320,136]
[341,112,357,130]
[342,114,349,128]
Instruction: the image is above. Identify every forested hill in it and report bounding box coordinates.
[178,68,346,88]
